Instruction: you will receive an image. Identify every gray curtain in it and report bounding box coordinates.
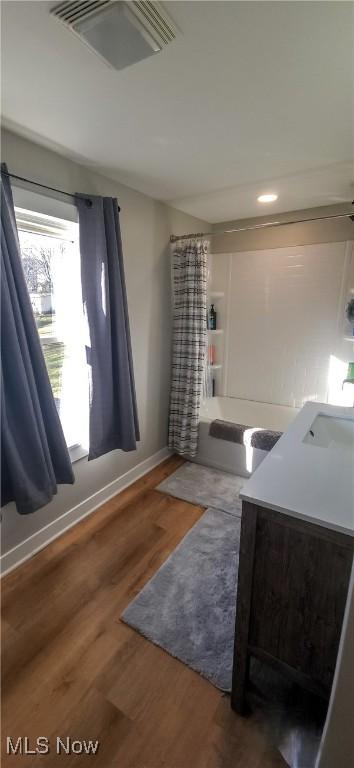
[76,195,139,460]
[1,164,74,515]
[168,239,208,456]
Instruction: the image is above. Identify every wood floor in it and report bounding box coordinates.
[1,456,320,767]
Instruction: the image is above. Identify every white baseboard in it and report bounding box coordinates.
[1,447,171,577]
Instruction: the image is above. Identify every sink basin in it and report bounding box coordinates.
[303,414,354,449]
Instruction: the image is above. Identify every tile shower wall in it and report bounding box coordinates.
[211,241,353,408]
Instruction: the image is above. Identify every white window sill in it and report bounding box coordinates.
[69,444,89,464]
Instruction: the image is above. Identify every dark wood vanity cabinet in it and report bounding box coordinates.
[231,501,354,714]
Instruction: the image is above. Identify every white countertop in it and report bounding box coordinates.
[240,402,354,537]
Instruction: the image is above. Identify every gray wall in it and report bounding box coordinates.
[211,205,353,253]
[1,129,208,555]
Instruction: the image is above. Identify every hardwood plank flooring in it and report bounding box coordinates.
[2,456,318,767]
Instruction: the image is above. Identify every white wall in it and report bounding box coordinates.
[0,129,208,567]
[316,561,354,768]
[210,242,354,408]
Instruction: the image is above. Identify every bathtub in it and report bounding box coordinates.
[192,396,299,477]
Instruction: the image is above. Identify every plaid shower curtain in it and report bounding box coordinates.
[168,239,208,456]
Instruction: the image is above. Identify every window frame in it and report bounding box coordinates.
[14,187,88,464]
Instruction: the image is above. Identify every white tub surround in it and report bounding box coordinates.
[241,402,354,536]
[200,397,297,431]
[193,396,298,477]
[210,242,354,409]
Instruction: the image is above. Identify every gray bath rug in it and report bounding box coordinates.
[156,461,245,517]
[121,507,240,691]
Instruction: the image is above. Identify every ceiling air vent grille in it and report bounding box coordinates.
[132,2,176,45]
[50,1,178,70]
[52,1,112,26]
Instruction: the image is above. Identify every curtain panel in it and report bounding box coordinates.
[168,239,208,456]
[1,164,74,515]
[76,195,140,460]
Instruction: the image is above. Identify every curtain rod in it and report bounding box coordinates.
[170,207,354,243]
[0,169,121,212]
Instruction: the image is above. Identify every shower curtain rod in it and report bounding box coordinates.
[170,207,354,243]
[0,169,121,211]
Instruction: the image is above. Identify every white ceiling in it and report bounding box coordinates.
[1,1,353,223]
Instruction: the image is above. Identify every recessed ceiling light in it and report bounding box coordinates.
[257,193,278,203]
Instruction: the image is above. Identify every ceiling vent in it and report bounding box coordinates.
[51,1,178,70]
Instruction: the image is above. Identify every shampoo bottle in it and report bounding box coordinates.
[209,304,217,330]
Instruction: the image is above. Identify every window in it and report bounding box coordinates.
[15,205,89,460]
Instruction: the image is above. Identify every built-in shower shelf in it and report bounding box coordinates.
[208,329,223,335]
[210,364,222,370]
[210,291,224,299]
[344,336,354,341]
